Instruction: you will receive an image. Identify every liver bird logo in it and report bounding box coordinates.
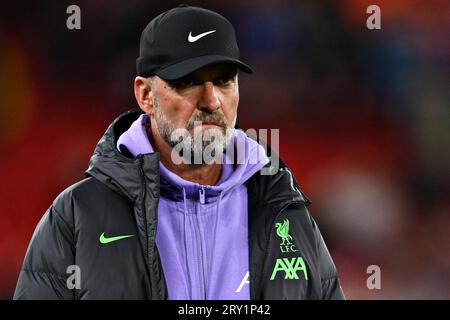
[275,219,293,245]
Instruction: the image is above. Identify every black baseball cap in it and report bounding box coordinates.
[136,4,253,80]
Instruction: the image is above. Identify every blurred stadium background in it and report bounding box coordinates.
[0,0,449,299]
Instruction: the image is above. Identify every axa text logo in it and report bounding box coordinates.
[270,257,308,281]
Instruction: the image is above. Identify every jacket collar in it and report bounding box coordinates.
[85,108,159,203]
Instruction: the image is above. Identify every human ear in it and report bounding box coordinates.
[134,76,154,114]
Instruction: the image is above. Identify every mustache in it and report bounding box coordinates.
[186,112,228,131]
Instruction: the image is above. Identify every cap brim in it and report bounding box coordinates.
[154,55,253,80]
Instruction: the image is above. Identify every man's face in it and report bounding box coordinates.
[149,63,239,163]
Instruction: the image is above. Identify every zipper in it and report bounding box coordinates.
[199,187,206,204]
[138,155,165,299]
[193,203,207,299]
[196,185,207,297]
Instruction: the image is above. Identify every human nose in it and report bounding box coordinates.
[198,81,221,112]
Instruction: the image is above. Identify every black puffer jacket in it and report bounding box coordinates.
[14,109,345,300]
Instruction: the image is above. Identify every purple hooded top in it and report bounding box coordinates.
[117,114,268,299]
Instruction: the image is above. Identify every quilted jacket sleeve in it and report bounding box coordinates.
[13,203,76,300]
[310,216,345,300]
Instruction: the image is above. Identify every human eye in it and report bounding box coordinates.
[167,76,195,90]
[216,73,236,86]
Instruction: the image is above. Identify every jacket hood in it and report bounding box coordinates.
[85,109,160,203]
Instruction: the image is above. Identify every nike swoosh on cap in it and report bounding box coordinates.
[188,30,216,43]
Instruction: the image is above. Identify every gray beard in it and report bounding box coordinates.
[152,97,233,165]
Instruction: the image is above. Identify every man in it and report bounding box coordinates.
[14,5,344,300]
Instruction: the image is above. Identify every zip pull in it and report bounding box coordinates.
[199,187,206,204]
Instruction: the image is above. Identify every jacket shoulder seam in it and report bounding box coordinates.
[50,204,72,229]
[49,204,76,251]
[21,268,67,280]
[321,274,339,283]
